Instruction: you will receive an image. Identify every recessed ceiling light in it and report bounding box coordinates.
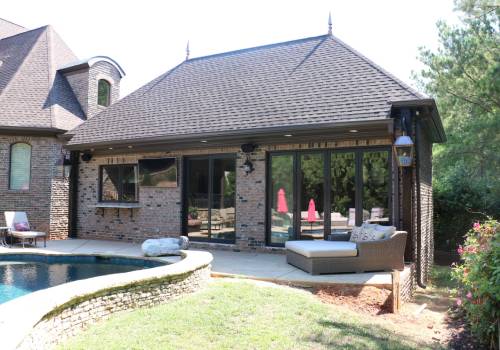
[284,134,293,137]
[201,140,208,143]
[349,129,358,133]
[108,147,113,150]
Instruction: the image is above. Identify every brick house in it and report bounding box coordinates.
[65,30,445,285]
[0,18,124,239]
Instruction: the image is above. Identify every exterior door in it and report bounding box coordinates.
[184,155,236,243]
[267,148,392,247]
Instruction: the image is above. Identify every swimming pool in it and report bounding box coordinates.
[0,254,165,304]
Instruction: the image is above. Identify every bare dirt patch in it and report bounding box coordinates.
[312,283,483,349]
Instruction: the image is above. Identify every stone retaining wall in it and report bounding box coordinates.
[19,265,210,350]
[0,251,213,350]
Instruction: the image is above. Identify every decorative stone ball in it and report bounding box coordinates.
[141,236,190,257]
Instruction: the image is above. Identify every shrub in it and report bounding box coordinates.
[452,220,499,349]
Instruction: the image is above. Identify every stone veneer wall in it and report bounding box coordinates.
[0,135,70,239]
[75,138,393,252]
[399,263,416,302]
[18,264,211,350]
[418,129,434,284]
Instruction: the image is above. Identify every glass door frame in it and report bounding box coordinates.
[182,153,237,244]
[266,147,392,247]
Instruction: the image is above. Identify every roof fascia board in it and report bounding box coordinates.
[65,119,393,151]
[390,99,446,143]
[0,126,65,136]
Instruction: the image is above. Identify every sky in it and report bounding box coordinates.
[3,0,459,97]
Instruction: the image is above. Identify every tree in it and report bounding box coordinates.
[416,0,500,249]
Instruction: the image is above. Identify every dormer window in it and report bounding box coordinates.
[97,79,111,107]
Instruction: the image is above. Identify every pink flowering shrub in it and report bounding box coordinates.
[452,220,499,349]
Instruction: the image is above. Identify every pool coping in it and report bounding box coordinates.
[0,250,213,350]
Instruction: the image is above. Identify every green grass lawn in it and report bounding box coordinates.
[58,280,440,350]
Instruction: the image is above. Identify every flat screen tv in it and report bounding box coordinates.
[138,158,177,188]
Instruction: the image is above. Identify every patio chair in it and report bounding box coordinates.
[4,211,47,248]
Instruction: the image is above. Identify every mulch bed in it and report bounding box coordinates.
[313,285,393,315]
[446,307,486,350]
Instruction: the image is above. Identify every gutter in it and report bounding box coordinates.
[390,98,446,143]
[64,119,393,151]
[0,126,66,136]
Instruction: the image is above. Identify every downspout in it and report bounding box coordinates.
[415,119,426,289]
[68,151,80,238]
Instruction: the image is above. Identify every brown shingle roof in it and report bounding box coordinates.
[68,34,425,147]
[0,25,85,131]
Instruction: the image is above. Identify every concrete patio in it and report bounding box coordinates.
[0,239,404,287]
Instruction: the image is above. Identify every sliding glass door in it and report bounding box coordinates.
[269,154,295,245]
[299,153,325,240]
[267,148,391,246]
[184,155,236,243]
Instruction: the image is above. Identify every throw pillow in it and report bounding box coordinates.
[349,225,363,242]
[358,226,379,241]
[14,222,30,231]
[374,225,396,239]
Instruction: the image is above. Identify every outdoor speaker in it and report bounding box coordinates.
[241,143,257,154]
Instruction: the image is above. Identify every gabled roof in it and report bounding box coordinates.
[0,25,85,132]
[68,34,427,147]
[0,18,26,40]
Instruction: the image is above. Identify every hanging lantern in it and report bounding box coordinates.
[393,135,414,167]
[55,153,72,177]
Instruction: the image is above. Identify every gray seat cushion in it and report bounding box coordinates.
[285,240,358,258]
[10,231,46,238]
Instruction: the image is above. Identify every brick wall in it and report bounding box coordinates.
[86,61,121,118]
[418,128,434,283]
[75,138,392,251]
[63,60,121,119]
[0,135,70,238]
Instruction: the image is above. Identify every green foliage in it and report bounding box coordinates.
[416,0,500,249]
[331,152,355,216]
[452,220,499,348]
[188,206,198,219]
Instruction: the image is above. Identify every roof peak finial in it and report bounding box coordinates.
[185,40,190,61]
[328,12,332,35]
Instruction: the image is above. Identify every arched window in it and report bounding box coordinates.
[10,143,31,190]
[97,79,111,107]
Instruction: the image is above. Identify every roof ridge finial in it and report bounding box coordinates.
[185,40,190,61]
[328,12,332,35]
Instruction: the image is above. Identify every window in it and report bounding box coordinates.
[9,143,31,190]
[97,79,111,107]
[267,148,391,246]
[99,164,138,202]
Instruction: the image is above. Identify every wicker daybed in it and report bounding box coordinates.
[285,231,407,275]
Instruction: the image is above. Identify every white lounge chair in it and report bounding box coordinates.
[4,211,47,248]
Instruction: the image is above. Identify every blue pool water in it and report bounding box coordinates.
[0,254,164,304]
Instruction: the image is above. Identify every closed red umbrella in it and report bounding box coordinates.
[307,199,317,232]
[307,199,316,223]
[277,188,288,213]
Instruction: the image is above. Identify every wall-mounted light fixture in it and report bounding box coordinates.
[55,151,72,177]
[241,143,257,175]
[394,135,414,167]
[394,108,414,167]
